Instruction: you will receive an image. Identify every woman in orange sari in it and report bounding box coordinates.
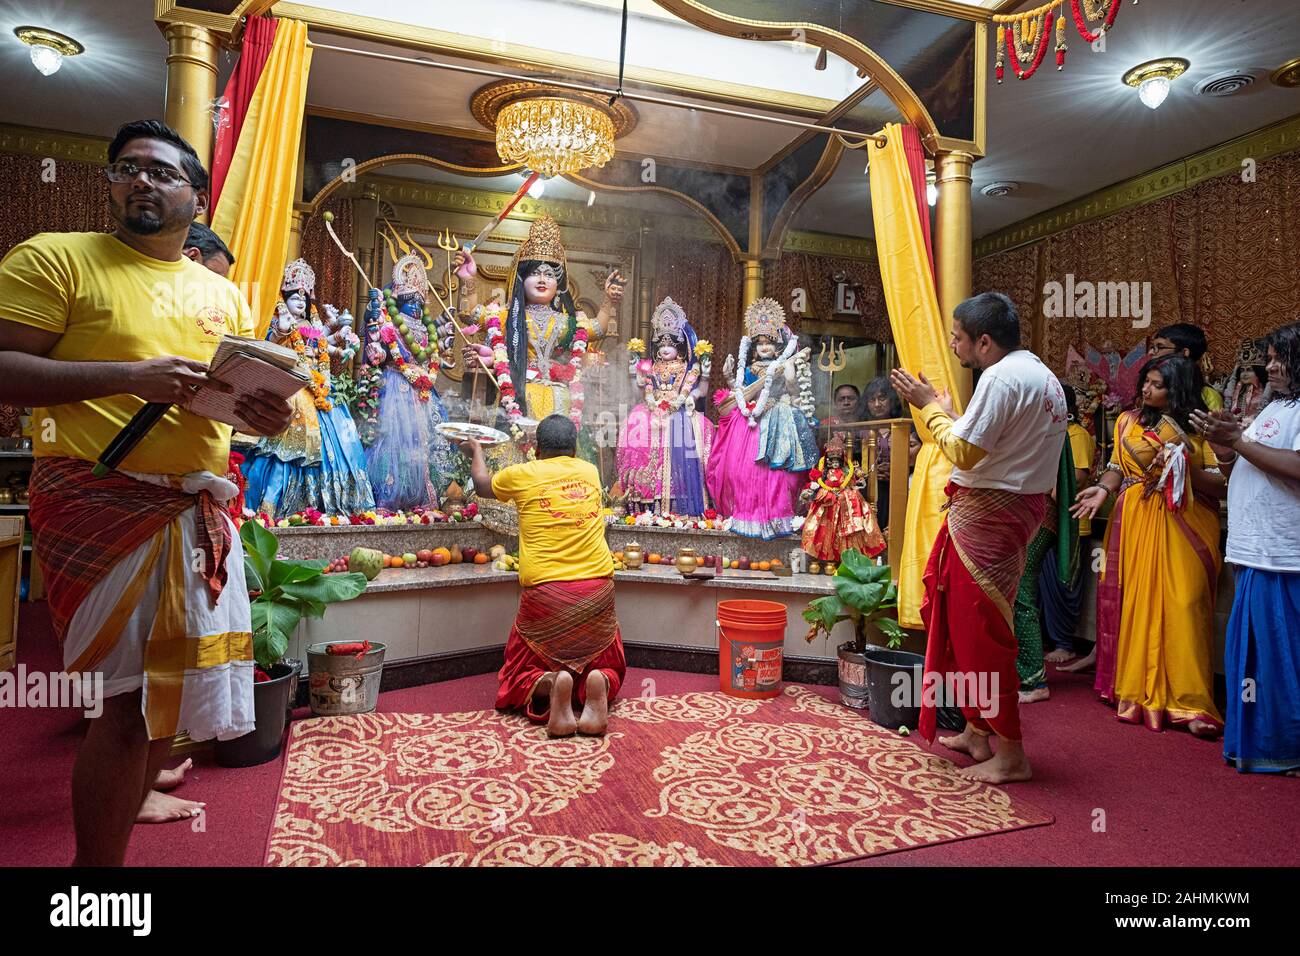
[1072,355,1226,738]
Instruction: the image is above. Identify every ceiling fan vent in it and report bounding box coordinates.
[980,181,1019,198]
[1195,70,1256,96]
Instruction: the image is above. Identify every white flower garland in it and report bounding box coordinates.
[734,334,799,428]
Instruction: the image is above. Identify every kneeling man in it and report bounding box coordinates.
[459,415,625,737]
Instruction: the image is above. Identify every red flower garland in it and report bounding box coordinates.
[1006,10,1054,81]
[1070,0,1122,44]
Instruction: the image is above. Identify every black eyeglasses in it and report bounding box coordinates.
[104,162,195,188]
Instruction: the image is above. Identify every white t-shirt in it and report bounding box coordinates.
[950,350,1068,494]
[1225,399,1300,572]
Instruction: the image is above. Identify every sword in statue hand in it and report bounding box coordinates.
[455,171,541,279]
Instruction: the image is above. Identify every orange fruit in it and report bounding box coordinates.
[473,552,489,564]
[432,547,451,563]
[730,559,740,569]
[771,558,783,568]
[647,553,662,565]
[382,554,393,568]
[758,561,771,572]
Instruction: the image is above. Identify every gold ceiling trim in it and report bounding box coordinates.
[310,153,524,210]
[653,0,942,150]
[154,0,239,35]
[0,122,108,164]
[782,229,877,261]
[757,80,879,176]
[1269,57,1300,88]
[272,2,838,118]
[974,112,1300,259]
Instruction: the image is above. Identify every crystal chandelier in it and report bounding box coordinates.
[494,96,617,178]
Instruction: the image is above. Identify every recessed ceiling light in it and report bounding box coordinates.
[1122,57,1190,110]
[1194,69,1257,97]
[13,26,84,76]
[981,181,1020,198]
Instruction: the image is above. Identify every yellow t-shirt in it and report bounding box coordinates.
[492,456,613,588]
[0,232,254,475]
[1067,422,1098,536]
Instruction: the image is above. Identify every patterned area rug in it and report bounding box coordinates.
[265,686,1053,866]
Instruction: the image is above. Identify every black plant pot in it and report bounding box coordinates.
[864,648,924,730]
[214,659,302,768]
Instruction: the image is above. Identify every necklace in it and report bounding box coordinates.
[527,303,563,380]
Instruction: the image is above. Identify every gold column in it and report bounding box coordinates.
[935,150,974,405]
[636,225,656,343]
[742,260,764,309]
[286,208,307,260]
[162,23,219,221]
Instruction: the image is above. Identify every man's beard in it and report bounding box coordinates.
[113,194,192,237]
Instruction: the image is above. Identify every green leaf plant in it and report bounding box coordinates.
[241,520,367,670]
[801,548,903,652]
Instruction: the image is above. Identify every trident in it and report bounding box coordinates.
[436,227,460,294]
[817,338,847,373]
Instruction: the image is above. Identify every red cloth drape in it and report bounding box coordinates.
[209,15,279,210]
[899,125,935,281]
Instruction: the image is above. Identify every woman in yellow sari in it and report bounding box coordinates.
[1072,355,1226,738]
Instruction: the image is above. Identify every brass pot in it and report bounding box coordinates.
[0,489,13,505]
[623,541,644,569]
[675,547,699,576]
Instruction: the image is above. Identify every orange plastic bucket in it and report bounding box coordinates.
[717,599,787,699]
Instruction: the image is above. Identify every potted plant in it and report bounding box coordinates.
[803,549,904,713]
[215,520,368,768]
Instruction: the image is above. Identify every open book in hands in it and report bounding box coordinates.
[184,335,311,432]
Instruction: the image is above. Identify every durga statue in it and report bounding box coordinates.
[456,214,623,455]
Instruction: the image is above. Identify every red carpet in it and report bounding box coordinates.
[2,602,1297,867]
[266,688,1051,866]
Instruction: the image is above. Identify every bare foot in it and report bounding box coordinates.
[546,671,577,738]
[1285,769,1300,778]
[1019,685,1051,704]
[1044,648,1077,664]
[137,790,205,824]
[1059,648,1096,673]
[1188,719,1222,740]
[154,757,193,792]
[939,726,993,762]
[956,739,1032,784]
[577,671,609,736]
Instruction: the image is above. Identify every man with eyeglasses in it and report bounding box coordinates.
[0,119,294,866]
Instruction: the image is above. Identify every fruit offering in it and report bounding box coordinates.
[347,547,383,581]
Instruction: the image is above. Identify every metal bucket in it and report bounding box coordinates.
[307,641,387,716]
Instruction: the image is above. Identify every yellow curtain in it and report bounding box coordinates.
[868,123,965,628]
[212,19,312,336]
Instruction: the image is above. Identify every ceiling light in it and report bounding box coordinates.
[13,26,84,76]
[1122,57,1189,110]
[587,190,596,207]
[525,173,546,199]
[1269,57,1300,88]
[926,181,938,207]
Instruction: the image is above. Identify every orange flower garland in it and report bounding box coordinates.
[291,327,333,412]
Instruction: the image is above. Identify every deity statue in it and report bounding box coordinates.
[357,231,458,511]
[616,297,714,515]
[457,215,623,448]
[705,297,818,539]
[242,258,377,517]
[799,432,885,563]
[1219,337,1272,426]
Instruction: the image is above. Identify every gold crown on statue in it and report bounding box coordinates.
[1237,337,1266,367]
[281,258,316,296]
[512,214,567,269]
[744,297,787,340]
[651,297,688,341]
[380,221,435,298]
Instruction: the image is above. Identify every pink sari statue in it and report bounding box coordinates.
[616,298,713,515]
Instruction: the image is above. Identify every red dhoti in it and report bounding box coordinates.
[919,482,1046,743]
[496,577,626,723]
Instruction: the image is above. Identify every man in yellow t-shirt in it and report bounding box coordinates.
[0,120,293,867]
[462,414,623,738]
